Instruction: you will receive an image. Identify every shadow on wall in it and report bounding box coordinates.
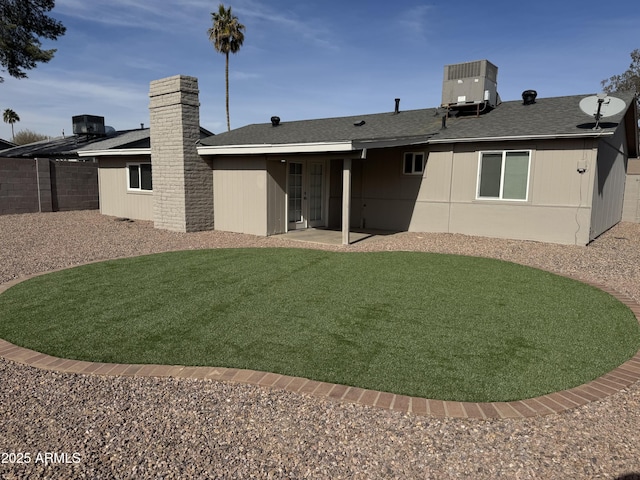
[328,155,422,231]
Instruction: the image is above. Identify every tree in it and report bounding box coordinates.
[208,3,245,132]
[601,49,640,95]
[3,107,19,140]
[13,128,49,145]
[0,0,66,82]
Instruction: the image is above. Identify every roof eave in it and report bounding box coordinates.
[428,132,615,144]
[77,148,151,157]
[197,141,355,155]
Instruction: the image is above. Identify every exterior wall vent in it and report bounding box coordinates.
[441,60,499,110]
[72,115,106,136]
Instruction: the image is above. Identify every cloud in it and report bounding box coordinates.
[54,0,209,31]
[229,0,339,50]
[394,5,434,41]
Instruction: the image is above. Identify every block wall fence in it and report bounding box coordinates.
[0,158,98,215]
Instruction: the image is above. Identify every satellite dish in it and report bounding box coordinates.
[579,94,626,130]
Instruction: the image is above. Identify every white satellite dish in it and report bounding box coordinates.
[579,94,626,130]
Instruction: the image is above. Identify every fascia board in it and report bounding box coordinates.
[77,148,151,157]
[197,141,354,155]
[428,132,614,144]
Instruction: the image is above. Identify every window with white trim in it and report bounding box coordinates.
[477,150,530,201]
[127,163,152,191]
[403,152,425,175]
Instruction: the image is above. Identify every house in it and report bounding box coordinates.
[0,138,16,150]
[0,118,213,218]
[0,122,156,214]
[82,61,640,245]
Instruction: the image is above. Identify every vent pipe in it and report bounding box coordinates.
[271,116,281,126]
[522,90,537,105]
[394,98,400,114]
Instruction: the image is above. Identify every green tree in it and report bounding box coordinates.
[0,0,66,82]
[601,49,640,94]
[208,3,245,132]
[3,107,19,140]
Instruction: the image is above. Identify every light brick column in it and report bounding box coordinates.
[149,75,214,232]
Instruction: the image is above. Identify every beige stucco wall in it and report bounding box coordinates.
[266,159,287,235]
[206,136,626,245]
[589,126,628,239]
[623,174,640,223]
[98,157,154,221]
[446,140,597,245]
[213,156,268,236]
[355,139,600,245]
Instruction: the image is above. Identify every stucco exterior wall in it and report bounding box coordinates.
[623,158,640,222]
[350,139,600,245]
[98,156,153,220]
[266,159,287,235]
[212,156,268,236]
[445,140,597,245]
[589,126,628,239]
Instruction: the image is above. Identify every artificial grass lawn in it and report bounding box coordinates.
[0,248,639,402]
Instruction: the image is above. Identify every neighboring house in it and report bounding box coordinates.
[1,120,213,219]
[0,138,16,150]
[0,123,145,215]
[81,61,640,245]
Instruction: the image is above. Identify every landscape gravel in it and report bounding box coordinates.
[1,210,639,479]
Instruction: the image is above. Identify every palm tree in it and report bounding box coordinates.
[3,108,20,141]
[208,3,245,132]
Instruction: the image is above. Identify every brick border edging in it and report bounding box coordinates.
[1,272,639,420]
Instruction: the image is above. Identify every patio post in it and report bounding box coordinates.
[342,158,351,245]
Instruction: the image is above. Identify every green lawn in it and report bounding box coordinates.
[0,248,638,402]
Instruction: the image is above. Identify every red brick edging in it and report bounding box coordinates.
[1,272,639,420]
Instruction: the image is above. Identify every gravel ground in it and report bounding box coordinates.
[1,210,640,479]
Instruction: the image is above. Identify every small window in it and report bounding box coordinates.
[477,150,530,201]
[403,152,425,175]
[127,163,152,191]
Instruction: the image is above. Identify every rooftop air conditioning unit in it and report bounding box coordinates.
[72,115,106,136]
[441,60,498,110]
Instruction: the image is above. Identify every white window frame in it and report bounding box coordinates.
[126,162,153,192]
[476,150,531,201]
[403,152,426,175]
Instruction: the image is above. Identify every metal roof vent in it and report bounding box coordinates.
[394,98,400,114]
[522,90,537,105]
[271,116,281,126]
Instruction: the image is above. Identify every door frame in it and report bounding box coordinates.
[286,159,328,231]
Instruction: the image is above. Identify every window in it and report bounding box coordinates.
[403,152,425,175]
[127,163,152,191]
[477,150,530,200]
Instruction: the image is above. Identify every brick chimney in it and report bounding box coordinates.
[149,75,213,232]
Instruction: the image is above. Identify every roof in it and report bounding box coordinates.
[3,126,215,159]
[0,138,16,150]
[0,128,150,159]
[197,92,638,155]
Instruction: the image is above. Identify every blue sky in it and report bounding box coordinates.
[1,0,638,140]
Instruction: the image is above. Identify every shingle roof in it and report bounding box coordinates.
[199,92,637,149]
